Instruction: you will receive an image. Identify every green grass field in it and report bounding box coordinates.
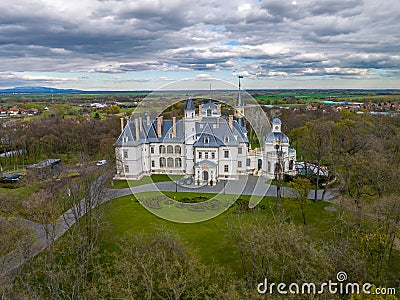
[110,174,183,188]
[99,193,339,274]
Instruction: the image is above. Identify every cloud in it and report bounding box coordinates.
[0,0,398,88]
[0,73,77,82]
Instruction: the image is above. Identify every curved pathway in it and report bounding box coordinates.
[0,177,337,276]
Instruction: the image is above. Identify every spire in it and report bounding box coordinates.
[184,97,195,111]
[235,75,245,128]
[236,75,243,107]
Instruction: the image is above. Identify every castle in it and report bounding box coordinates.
[114,85,296,185]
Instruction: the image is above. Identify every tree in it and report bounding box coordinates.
[307,119,333,201]
[245,106,270,148]
[289,177,312,225]
[226,212,333,288]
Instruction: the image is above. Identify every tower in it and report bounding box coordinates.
[271,117,282,133]
[184,98,196,175]
[235,76,245,128]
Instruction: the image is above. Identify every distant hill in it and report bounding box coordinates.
[0,86,83,94]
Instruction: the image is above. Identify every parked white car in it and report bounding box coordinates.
[96,159,107,166]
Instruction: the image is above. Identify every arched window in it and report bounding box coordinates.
[167,145,173,154]
[175,158,182,168]
[289,160,294,170]
[159,145,166,154]
[175,145,181,154]
[160,157,166,167]
[167,157,174,167]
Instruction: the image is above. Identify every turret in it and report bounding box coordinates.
[184,98,195,119]
[271,117,282,133]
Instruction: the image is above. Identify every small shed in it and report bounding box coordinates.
[26,158,62,180]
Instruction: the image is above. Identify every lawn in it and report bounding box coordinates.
[110,174,183,188]
[99,192,339,274]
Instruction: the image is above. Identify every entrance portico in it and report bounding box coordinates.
[194,160,218,185]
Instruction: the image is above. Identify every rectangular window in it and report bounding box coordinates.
[238,147,242,154]
[211,152,215,159]
[205,152,208,159]
[199,152,202,159]
[150,147,154,154]
[246,158,251,166]
[238,161,242,168]
[123,150,128,159]
[224,165,229,173]
[224,150,229,158]
[151,160,155,168]
[124,165,129,173]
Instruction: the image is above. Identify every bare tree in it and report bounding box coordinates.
[288,177,312,225]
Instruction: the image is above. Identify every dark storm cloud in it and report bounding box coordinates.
[0,0,398,84]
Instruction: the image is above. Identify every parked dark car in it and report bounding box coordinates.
[1,174,22,183]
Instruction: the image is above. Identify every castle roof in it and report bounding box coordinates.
[272,117,281,125]
[264,131,289,144]
[184,98,195,111]
[115,113,249,147]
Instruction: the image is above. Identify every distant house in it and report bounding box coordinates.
[90,103,107,109]
[7,107,19,115]
[26,158,62,180]
[28,108,40,115]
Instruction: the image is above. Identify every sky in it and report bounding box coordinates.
[0,0,399,90]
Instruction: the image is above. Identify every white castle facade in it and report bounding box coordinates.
[115,90,297,185]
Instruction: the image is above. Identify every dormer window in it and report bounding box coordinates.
[207,109,212,117]
[123,136,128,143]
[224,136,229,143]
[204,137,209,144]
[169,133,173,138]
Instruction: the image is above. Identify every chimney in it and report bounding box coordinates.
[139,117,143,132]
[228,115,233,130]
[199,104,203,115]
[216,105,221,115]
[120,117,125,133]
[135,118,140,140]
[157,116,163,138]
[146,114,151,126]
[172,117,176,138]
